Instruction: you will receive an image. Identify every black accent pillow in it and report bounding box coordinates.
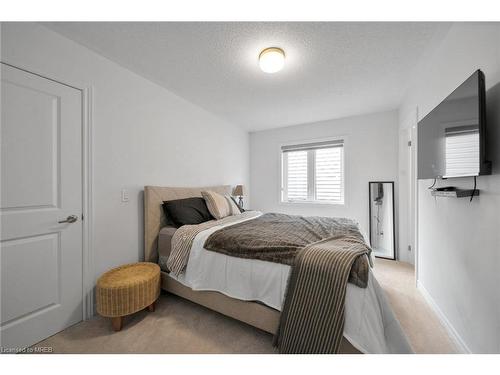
[162,197,215,227]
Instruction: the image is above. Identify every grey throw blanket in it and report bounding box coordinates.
[204,213,371,287]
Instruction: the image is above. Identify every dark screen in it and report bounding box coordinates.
[418,71,483,179]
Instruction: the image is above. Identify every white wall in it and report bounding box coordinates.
[399,22,500,353]
[250,110,399,240]
[1,23,248,282]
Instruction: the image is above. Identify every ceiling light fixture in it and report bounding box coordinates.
[259,47,285,73]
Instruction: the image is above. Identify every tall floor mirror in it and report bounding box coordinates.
[369,181,396,260]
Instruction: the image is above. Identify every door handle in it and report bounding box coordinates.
[58,215,78,224]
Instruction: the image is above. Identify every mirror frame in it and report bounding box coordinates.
[368,181,396,260]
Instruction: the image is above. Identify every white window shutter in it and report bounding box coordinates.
[284,150,308,201]
[315,147,344,203]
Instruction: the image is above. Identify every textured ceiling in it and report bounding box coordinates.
[43,22,451,131]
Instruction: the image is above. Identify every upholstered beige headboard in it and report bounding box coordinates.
[144,185,232,263]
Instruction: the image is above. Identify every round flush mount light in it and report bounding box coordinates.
[259,47,285,73]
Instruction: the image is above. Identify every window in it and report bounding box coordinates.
[281,139,344,204]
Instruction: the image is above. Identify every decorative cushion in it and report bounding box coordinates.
[162,197,214,227]
[201,190,241,219]
[96,262,160,317]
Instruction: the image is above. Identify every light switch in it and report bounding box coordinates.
[121,189,130,202]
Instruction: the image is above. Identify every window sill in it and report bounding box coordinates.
[279,200,345,207]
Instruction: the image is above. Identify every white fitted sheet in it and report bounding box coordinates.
[169,213,412,354]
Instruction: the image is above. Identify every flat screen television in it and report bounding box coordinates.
[417,70,491,179]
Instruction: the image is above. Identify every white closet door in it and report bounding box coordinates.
[1,64,83,350]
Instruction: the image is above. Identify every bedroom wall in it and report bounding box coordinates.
[1,23,249,282]
[249,110,399,241]
[399,22,500,353]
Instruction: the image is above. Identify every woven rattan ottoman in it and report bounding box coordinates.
[96,262,160,331]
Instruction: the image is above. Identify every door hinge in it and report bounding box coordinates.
[81,214,84,221]
[408,141,412,147]
[408,245,412,252]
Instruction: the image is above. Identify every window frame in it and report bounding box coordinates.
[279,136,347,207]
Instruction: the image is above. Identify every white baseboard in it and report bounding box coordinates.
[416,280,471,354]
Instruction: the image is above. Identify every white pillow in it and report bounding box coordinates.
[201,190,241,219]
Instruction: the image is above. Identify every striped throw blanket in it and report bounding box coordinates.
[166,211,261,276]
[274,235,371,354]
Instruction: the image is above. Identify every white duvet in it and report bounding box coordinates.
[168,212,412,354]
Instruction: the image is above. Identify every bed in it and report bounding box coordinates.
[144,185,412,354]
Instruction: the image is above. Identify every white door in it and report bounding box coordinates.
[404,126,417,265]
[398,112,417,265]
[1,63,83,350]
[409,124,418,269]
[398,127,411,263]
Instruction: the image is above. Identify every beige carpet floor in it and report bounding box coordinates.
[372,259,457,354]
[35,259,458,354]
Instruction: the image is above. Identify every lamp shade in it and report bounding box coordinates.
[233,185,245,196]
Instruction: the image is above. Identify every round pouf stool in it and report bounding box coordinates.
[96,262,160,331]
